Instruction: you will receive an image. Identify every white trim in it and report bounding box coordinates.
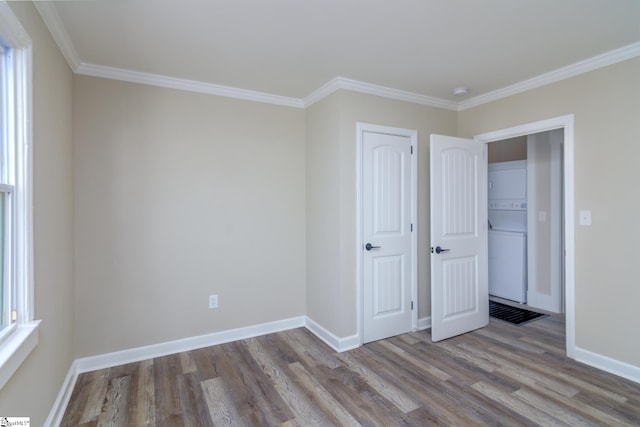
[32,3,640,111]
[44,360,78,427]
[76,63,305,109]
[305,317,359,353]
[474,114,576,359]
[304,76,458,110]
[46,316,358,425]
[45,310,640,424]
[74,316,306,374]
[32,1,80,71]
[13,42,34,324]
[68,40,639,111]
[356,125,363,345]
[0,320,39,390]
[573,346,640,384]
[417,316,431,330]
[459,41,640,111]
[356,123,418,346]
[410,136,418,331]
[303,77,342,107]
[526,138,538,308]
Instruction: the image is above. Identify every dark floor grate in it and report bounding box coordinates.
[489,300,548,325]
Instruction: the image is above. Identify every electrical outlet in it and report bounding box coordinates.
[209,294,218,309]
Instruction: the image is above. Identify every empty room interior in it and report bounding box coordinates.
[0,1,639,425]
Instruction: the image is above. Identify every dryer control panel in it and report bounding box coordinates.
[488,200,527,210]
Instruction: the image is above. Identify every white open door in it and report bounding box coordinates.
[430,134,488,342]
[361,125,416,343]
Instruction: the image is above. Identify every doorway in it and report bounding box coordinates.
[475,114,575,357]
[487,130,564,314]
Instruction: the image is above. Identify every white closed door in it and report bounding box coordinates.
[362,127,415,343]
[430,134,488,342]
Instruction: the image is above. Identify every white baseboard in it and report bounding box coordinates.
[573,346,640,384]
[304,317,359,352]
[417,316,431,330]
[45,315,359,425]
[44,360,78,427]
[46,316,308,425]
[74,316,306,374]
[50,314,640,426]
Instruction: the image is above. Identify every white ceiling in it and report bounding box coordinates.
[36,0,640,108]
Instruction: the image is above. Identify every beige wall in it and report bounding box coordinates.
[459,57,640,366]
[306,90,457,337]
[305,93,343,334]
[74,76,306,357]
[3,5,639,419]
[0,2,75,425]
[530,133,553,296]
[488,136,527,163]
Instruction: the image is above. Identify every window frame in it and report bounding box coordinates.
[0,1,37,391]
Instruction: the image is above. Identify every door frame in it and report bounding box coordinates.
[474,114,575,357]
[356,123,418,345]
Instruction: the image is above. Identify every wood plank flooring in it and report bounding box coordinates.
[60,316,640,426]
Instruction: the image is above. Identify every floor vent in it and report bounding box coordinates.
[489,300,548,326]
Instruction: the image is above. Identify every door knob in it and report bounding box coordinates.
[365,243,381,251]
[432,246,450,254]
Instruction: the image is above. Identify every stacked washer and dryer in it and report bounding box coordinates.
[488,160,528,303]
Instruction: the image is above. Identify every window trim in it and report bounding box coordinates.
[0,0,37,391]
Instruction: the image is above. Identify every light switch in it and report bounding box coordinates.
[579,210,592,226]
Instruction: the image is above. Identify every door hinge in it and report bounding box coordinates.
[410,146,414,154]
[411,301,414,310]
[410,223,413,232]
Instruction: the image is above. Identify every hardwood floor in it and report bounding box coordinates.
[61,316,640,426]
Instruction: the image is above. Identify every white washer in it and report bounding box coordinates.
[488,229,527,303]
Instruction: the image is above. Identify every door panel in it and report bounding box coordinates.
[430,134,488,342]
[363,130,413,343]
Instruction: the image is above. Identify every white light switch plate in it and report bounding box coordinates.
[579,210,592,226]
[209,294,219,308]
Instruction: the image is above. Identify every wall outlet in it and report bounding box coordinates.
[209,294,218,309]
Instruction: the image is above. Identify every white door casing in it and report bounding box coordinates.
[359,124,417,344]
[474,114,575,359]
[430,134,488,342]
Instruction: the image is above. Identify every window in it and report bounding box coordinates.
[0,2,36,390]
[0,40,15,339]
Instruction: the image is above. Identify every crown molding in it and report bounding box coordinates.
[304,76,458,110]
[458,41,640,111]
[76,63,305,108]
[35,2,640,112]
[33,1,80,71]
[303,77,342,107]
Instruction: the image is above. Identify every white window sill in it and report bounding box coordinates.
[0,320,41,390]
